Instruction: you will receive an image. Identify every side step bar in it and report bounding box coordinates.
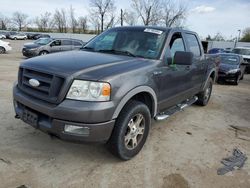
[155,96,198,121]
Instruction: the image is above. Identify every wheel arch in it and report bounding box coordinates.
[112,86,157,119]
[202,68,216,90]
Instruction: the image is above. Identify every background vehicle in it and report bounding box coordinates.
[208,48,225,54]
[232,47,250,73]
[0,34,6,39]
[216,53,245,85]
[22,38,85,57]
[13,26,216,160]
[5,31,17,39]
[0,40,12,54]
[33,34,50,40]
[9,33,27,40]
[25,33,40,40]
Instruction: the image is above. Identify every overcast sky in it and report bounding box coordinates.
[0,0,249,39]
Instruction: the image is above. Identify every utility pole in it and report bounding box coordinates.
[121,9,123,26]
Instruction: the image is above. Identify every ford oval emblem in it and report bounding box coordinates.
[29,79,40,87]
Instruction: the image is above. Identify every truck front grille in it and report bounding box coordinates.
[18,68,65,103]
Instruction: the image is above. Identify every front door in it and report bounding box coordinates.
[156,32,193,111]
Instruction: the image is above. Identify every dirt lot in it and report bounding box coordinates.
[0,40,250,188]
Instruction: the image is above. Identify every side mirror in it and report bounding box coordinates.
[174,51,194,65]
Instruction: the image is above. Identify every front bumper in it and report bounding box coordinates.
[13,85,115,142]
[22,48,39,57]
[218,72,238,81]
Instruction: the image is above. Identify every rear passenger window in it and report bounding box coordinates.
[73,41,82,46]
[185,33,201,56]
[62,40,72,45]
[169,33,185,57]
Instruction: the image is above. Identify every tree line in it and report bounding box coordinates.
[0,0,187,34]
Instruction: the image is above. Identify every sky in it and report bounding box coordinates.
[0,0,249,39]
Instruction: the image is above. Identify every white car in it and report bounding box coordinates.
[0,34,6,39]
[9,33,27,40]
[0,40,12,54]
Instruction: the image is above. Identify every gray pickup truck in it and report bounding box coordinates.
[13,26,216,160]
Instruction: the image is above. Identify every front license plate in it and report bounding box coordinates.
[22,109,38,127]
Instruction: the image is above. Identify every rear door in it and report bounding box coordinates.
[61,39,74,51]
[183,33,206,95]
[156,32,193,111]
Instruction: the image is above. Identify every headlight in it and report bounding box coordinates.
[228,69,239,74]
[66,80,111,101]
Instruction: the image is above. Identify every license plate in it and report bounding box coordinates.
[22,109,38,127]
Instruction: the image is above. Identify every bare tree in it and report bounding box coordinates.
[241,28,250,42]
[0,14,10,30]
[131,0,162,26]
[35,12,53,32]
[162,0,187,27]
[89,0,116,32]
[53,9,67,33]
[123,10,137,26]
[78,16,88,33]
[69,5,78,33]
[12,11,29,31]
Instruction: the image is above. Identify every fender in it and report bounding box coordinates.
[112,86,158,119]
[202,68,216,90]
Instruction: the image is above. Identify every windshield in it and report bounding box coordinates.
[220,55,239,65]
[84,28,167,59]
[232,48,250,55]
[35,38,52,45]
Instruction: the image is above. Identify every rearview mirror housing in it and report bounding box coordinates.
[173,51,194,65]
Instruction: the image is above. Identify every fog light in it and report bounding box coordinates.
[64,125,90,136]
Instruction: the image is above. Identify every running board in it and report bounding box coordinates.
[155,96,198,121]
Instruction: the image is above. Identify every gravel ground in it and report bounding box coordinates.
[0,40,250,188]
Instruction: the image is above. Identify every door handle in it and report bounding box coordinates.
[185,66,191,70]
[153,71,162,75]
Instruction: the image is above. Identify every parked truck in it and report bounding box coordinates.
[13,26,216,160]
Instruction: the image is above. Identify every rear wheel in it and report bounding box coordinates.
[107,100,151,160]
[0,47,6,54]
[14,37,17,40]
[196,78,213,106]
[39,51,48,56]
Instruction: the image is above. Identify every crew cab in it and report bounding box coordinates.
[13,26,216,160]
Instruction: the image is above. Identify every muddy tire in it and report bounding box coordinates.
[107,100,151,160]
[196,78,213,106]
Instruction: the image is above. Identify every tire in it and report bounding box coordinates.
[14,37,17,40]
[107,100,151,160]
[24,37,27,40]
[240,73,244,80]
[39,51,48,56]
[233,75,240,85]
[196,78,213,106]
[0,47,6,54]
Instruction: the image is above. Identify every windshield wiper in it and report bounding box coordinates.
[98,49,137,57]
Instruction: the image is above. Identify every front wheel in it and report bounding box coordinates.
[107,100,151,160]
[196,77,213,106]
[0,47,6,54]
[39,51,48,56]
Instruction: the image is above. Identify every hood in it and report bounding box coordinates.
[23,43,41,49]
[219,63,239,72]
[20,51,155,80]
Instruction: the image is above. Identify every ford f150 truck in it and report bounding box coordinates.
[13,26,216,160]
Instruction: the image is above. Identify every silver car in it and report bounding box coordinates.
[22,38,85,57]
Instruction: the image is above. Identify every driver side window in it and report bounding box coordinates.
[170,33,185,57]
[51,40,61,46]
